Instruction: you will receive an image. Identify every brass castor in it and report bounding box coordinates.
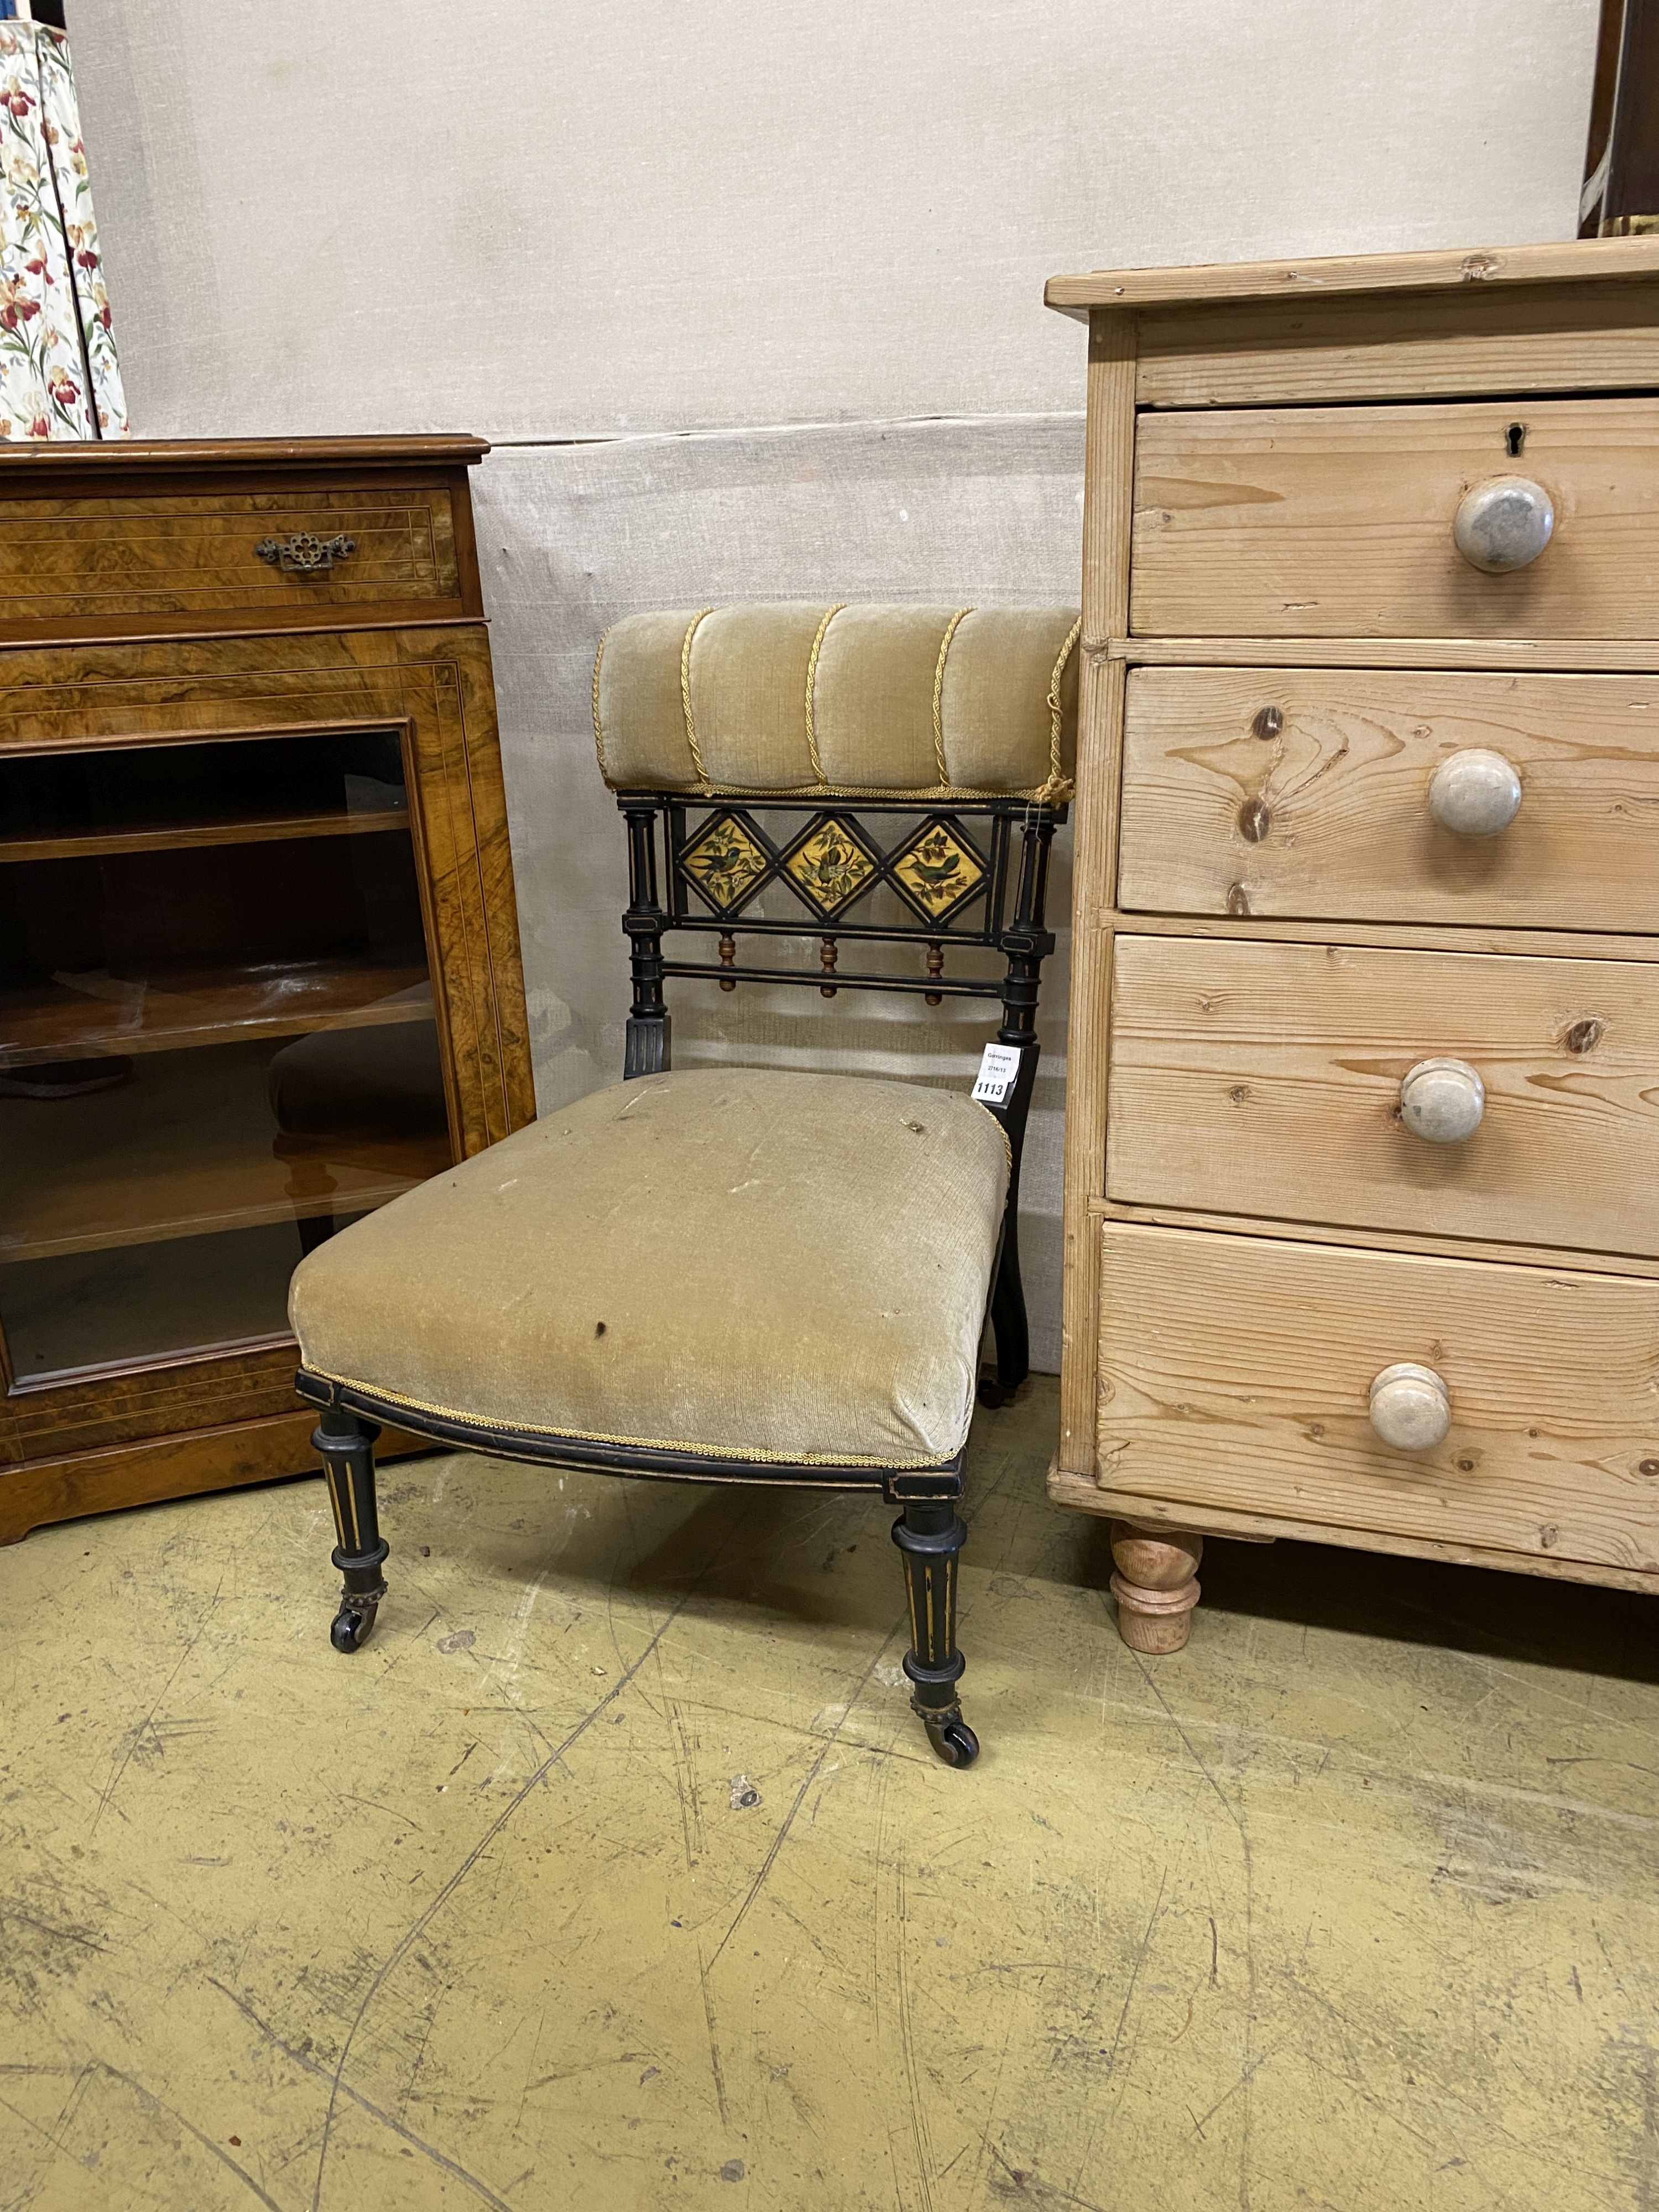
[893,1501,979,1765]
[921,1709,980,1767]
[315,1406,389,1657]
[330,1595,381,1653]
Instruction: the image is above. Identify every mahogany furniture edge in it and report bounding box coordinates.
[0,434,491,474]
[0,1412,435,1547]
[0,437,531,1538]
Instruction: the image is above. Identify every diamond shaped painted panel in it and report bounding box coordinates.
[893,821,985,919]
[782,818,878,916]
[681,813,770,912]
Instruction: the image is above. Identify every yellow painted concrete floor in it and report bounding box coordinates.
[3,1379,1658,2211]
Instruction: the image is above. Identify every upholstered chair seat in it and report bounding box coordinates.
[293,599,1077,1767]
[290,1067,1009,1474]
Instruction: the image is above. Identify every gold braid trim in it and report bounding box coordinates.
[803,603,845,784]
[304,1365,970,1471]
[603,777,1063,800]
[591,622,613,781]
[1035,615,1082,805]
[931,607,973,787]
[679,607,716,792]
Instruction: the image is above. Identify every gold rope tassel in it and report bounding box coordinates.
[679,607,717,793]
[1034,615,1082,806]
[804,603,845,787]
[931,607,974,789]
[591,622,613,782]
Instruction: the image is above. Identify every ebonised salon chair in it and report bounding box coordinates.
[288,602,1078,1766]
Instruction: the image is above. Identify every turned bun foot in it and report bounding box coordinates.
[1109,1521,1203,1653]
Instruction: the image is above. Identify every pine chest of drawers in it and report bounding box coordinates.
[1044,239,1659,1648]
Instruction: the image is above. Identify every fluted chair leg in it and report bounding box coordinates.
[315,1407,389,1653]
[983,1239,1030,1403]
[892,1501,978,1767]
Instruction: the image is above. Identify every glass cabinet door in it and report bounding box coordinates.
[0,728,453,1384]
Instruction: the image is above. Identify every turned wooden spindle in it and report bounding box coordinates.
[717,933,737,990]
[819,936,839,997]
[925,939,945,1006]
[1108,1521,1203,1653]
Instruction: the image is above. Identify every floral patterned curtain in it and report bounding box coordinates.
[0,13,124,439]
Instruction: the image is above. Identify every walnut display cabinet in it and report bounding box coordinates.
[0,436,533,1544]
[1044,238,1659,1646]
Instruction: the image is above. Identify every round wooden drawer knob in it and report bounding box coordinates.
[1399,1056,1485,1144]
[1369,1362,1452,1451]
[1453,476,1554,573]
[1427,747,1523,836]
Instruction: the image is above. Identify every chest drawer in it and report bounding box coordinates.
[1131,398,1659,638]
[1119,666,1659,931]
[1108,935,1659,1259]
[0,485,461,625]
[1098,1222,1659,1572]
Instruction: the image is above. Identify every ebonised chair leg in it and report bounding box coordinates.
[892,1501,978,1767]
[314,1407,389,1653]
[983,1234,1031,1405]
[623,1011,671,1078]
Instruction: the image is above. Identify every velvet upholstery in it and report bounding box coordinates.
[289,1068,1010,1470]
[593,602,1079,797]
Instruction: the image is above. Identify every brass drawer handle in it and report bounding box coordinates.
[1369,1362,1452,1451]
[255,531,357,575]
[1428,747,1522,836]
[1399,1056,1485,1144]
[1453,476,1553,573]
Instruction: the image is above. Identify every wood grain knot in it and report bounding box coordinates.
[1563,1018,1604,1054]
[1238,796,1271,843]
[1250,705,1283,740]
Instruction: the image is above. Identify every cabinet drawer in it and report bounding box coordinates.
[1108,936,1659,1258]
[1134,278,1659,410]
[0,487,460,623]
[1131,398,1659,638]
[1119,667,1659,931]
[1098,1222,1659,1572]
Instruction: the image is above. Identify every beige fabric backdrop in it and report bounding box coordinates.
[70,0,1599,1366]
